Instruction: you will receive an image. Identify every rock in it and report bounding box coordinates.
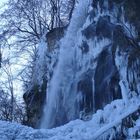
[94,47,122,110]
[96,16,113,39]
[46,26,67,51]
[77,69,93,113]
[23,81,47,128]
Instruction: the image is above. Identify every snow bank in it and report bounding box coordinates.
[0,97,140,140]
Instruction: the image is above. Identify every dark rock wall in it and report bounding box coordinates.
[23,81,47,128]
[77,69,94,113]
[94,47,122,110]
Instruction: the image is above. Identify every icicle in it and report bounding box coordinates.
[119,80,129,104]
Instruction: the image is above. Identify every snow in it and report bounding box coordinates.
[0,97,140,140]
[91,102,140,139]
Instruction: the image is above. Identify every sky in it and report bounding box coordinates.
[0,0,8,7]
[0,0,5,5]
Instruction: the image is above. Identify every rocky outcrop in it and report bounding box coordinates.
[46,26,67,51]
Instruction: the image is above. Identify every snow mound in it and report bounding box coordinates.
[0,97,140,140]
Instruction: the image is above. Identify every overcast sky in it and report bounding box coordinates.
[0,0,7,6]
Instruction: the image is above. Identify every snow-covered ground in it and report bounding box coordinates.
[0,97,140,140]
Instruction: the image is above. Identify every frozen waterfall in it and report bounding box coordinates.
[40,0,91,128]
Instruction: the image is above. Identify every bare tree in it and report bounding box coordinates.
[0,59,15,120]
[0,0,76,67]
[0,0,76,125]
[0,88,26,123]
[0,0,76,44]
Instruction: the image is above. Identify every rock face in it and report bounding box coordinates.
[24,0,140,128]
[77,70,93,114]
[23,82,47,128]
[46,26,67,51]
[94,47,122,110]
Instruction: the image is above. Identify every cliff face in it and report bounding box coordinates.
[24,0,140,129]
